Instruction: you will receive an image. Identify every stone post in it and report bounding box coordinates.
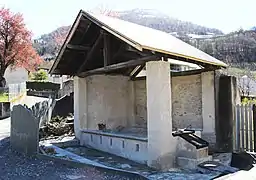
[201,71,216,149]
[146,61,176,170]
[74,77,87,139]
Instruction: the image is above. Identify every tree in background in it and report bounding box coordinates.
[0,7,41,87]
[29,69,48,81]
[90,4,119,17]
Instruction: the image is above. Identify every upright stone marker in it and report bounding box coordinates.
[10,104,39,155]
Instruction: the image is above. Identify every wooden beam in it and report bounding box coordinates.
[131,64,145,80]
[76,32,103,74]
[66,44,90,51]
[79,55,158,77]
[79,22,91,43]
[103,33,111,68]
[112,45,124,61]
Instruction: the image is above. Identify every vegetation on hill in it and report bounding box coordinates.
[194,30,256,70]
[33,9,256,72]
[33,9,224,60]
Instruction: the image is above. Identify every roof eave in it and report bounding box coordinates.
[49,10,84,75]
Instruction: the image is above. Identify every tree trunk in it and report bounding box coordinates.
[0,76,6,87]
[0,66,7,88]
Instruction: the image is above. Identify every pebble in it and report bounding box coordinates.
[0,142,142,180]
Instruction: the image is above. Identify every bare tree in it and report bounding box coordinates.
[90,5,119,17]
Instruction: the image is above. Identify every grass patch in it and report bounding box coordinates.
[0,93,9,102]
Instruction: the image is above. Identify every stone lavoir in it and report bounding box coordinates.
[49,10,231,170]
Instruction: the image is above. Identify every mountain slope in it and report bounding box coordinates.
[195,30,256,69]
[118,9,223,35]
[33,9,224,60]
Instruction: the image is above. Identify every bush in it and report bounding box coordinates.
[30,70,48,81]
[241,97,256,105]
[26,81,60,91]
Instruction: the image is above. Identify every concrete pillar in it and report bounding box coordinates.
[201,71,216,147]
[74,77,87,139]
[146,61,176,170]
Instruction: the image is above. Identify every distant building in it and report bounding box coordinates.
[38,60,71,85]
[4,67,28,85]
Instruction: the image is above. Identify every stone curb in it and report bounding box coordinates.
[37,153,149,180]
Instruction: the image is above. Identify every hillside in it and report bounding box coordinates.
[118,9,223,35]
[33,9,256,71]
[33,9,224,60]
[194,30,256,70]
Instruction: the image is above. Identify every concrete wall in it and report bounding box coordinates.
[80,130,147,164]
[86,75,130,130]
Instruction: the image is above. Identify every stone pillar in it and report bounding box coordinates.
[217,75,237,152]
[146,61,176,170]
[201,71,216,148]
[74,76,87,139]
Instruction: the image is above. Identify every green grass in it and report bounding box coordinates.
[0,93,9,102]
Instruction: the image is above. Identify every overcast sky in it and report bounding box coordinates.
[1,0,254,38]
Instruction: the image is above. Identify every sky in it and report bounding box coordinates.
[0,0,255,38]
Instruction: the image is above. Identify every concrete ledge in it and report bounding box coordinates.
[81,130,148,142]
[37,147,148,180]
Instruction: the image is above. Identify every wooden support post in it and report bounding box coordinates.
[76,32,103,74]
[103,32,110,68]
[131,64,145,80]
[253,104,256,151]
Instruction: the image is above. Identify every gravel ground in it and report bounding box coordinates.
[0,141,142,180]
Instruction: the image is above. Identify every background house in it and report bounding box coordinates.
[4,67,28,85]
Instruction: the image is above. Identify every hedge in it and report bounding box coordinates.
[26,81,60,91]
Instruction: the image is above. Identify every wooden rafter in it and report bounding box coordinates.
[79,55,158,77]
[76,32,103,74]
[130,64,145,80]
[112,44,124,61]
[79,21,91,43]
[103,32,111,68]
[66,44,90,51]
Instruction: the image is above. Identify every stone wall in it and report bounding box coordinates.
[10,105,39,155]
[134,74,203,130]
[134,80,147,128]
[172,74,202,129]
[86,75,130,130]
[76,72,216,145]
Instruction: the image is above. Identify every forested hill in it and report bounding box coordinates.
[33,9,256,69]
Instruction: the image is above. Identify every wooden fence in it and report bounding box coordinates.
[234,104,256,152]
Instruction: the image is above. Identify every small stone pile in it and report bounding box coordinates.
[39,114,74,139]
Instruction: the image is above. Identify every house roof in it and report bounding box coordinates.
[50,10,227,76]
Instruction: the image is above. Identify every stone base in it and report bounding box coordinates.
[177,156,212,169]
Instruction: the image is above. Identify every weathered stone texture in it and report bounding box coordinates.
[134,80,147,128]
[134,74,203,130]
[87,75,129,130]
[10,105,39,155]
[172,74,202,129]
